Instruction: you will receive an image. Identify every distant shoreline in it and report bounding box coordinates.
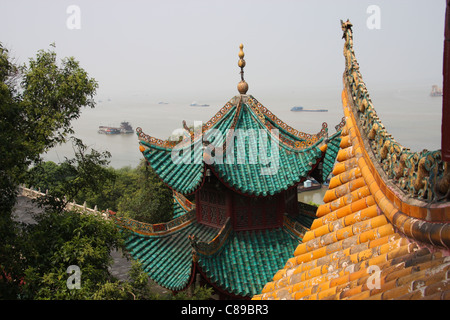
[291,106,328,112]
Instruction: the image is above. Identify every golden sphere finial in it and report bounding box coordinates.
[237,43,248,94]
[238,80,248,94]
[239,44,245,58]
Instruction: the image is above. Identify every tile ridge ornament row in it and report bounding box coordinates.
[341,19,450,203]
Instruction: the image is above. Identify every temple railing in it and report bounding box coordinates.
[173,191,195,212]
[341,20,450,202]
[20,185,198,234]
[189,217,232,256]
[283,202,317,240]
[283,215,309,240]
[110,209,196,236]
[19,186,108,219]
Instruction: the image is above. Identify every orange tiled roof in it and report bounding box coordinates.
[252,20,450,301]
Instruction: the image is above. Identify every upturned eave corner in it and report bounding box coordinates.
[341,20,450,207]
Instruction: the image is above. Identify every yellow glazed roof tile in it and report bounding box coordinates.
[252,21,450,300]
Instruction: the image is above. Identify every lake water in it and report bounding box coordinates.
[43,84,443,170]
[297,185,328,205]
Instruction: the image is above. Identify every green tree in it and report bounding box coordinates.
[24,161,61,193]
[26,137,115,213]
[25,158,175,224]
[0,43,188,300]
[0,43,97,298]
[0,43,98,211]
[77,165,141,213]
[117,161,173,224]
[19,208,126,299]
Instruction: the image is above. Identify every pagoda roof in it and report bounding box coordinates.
[172,191,194,219]
[194,226,300,298]
[111,198,314,297]
[124,219,217,292]
[253,20,450,301]
[137,95,329,197]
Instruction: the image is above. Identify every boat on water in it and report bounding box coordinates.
[98,121,134,134]
[297,178,322,193]
[291,106,328,112]
[430,85,443,97]
[190,101,210,107]
[98,126,120,134]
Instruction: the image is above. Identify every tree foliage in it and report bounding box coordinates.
[0,44,97,196]
[25,158,174,224]
[20,44,97,154]
[26,137,115,213]
[0,42,97,298]
[0,43,207,300]
[116,161,174,224]
[19,208,125,299]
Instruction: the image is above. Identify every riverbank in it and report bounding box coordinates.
[297,185,327,205]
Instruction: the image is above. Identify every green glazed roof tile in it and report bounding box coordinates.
[123,216,303,297]
[124,221,219,292]
[141,143,205,195]
[196,227,300,298]
[137,95,327,196]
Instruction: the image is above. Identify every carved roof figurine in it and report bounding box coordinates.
[111,44,344,299]
[253,18,450,301]
[340,19,353,38]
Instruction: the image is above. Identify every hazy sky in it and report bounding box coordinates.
[0,0,446,100]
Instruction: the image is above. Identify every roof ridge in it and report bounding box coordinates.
[253,19,450,301]
[341,91,450,247]
[137,99,237,151]
[341,19,450,203]
[137,92,328,153]
[247,95,328,149]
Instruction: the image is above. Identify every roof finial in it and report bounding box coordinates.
[237,43,248,94]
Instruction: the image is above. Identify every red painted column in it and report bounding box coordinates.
[195,190,201,222]
[442,0,450,162]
